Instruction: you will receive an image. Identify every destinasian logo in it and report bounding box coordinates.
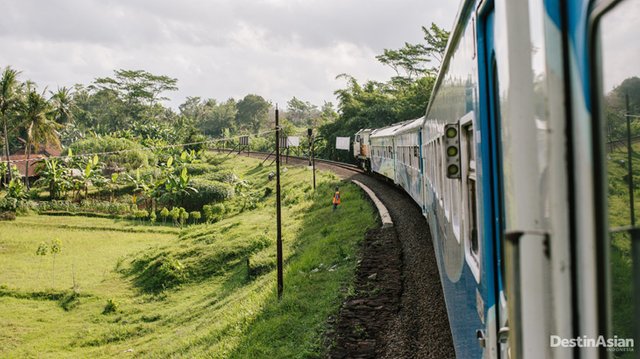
[550,335,634,352]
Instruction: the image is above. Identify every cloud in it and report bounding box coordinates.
[0,0,458,108]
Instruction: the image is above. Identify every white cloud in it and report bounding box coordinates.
[0,0,458,108]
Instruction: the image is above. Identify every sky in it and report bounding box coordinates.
[0,0,459,110]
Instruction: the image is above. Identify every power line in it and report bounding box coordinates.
[0,130,276,165]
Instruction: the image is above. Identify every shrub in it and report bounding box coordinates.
[103,298,119,314]
[131,254,187,292]
[160,207,170,224]
[203,203,225,223]
[181,163,211,176]
[71,136,154,170]
[60,290,81,311]
[182,179,234,211]
[200,171,238,184]
[190,211,201,223]
[0,197,18,212]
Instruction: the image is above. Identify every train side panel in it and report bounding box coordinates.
[370,124,405,181]
[421,2,488,357]
[394,118,425,210]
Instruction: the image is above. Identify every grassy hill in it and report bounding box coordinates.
[0,155,377,358]
[607,142,640,357]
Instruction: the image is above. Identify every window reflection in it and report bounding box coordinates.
[598,0,640,355]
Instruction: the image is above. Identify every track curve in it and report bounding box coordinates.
[227,150,455,357]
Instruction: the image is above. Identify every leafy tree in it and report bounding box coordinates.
[35,241,48,282]
[178,207,189,228]
[198,98,238,137]
[0,67,21,182]
[375,23,449,80]
[160,207,170,224]
[50,238,62,287]
[286,97,319,126]
[170,207,180,226]
[320,24,448,162]
[236,94,270,133]
[604,76,640,146]
[93,69,178,107]
[190,210,201,224]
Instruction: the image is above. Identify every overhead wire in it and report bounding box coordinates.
[0,129,277,164]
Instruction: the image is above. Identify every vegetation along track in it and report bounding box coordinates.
[245,151,455,358]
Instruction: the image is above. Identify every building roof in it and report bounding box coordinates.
[6,144,62,178]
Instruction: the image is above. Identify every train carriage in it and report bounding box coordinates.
[369,122,409,181]
[354,0,640,357]
[393,118,425,210]
[353,128,373,171]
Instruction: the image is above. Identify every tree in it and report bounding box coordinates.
[49,87,75,125]
[50,238,62,287]
[35,157,68,200]
[93,69,178,107]
[236,94,270,133]
[286,97,319,126]
[190,210,201,224]
[160,207,170,224]
[35,241,49,282]
[375,22,450,80]
[200,98,237,136]
[0,67,21,182]
[18,86,61,188]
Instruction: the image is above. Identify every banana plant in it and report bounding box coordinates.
[34,157,68,200]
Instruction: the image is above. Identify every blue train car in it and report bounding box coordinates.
[356,0,639,357]
[393,118,425,210]
[369,122,409,181]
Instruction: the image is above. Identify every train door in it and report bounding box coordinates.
[477,5,507,358]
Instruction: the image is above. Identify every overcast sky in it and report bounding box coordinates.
[0,0,459,109]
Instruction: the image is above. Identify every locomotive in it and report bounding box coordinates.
[353,0,639,358]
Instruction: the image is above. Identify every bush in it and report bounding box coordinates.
[103,298,119,314]
[200,171,238,184]
[0,197,18,220]
[182,179,234,211]
[130,254,187,292]
[0,197,18,212]
[190,211,201,223]
[181,163,212,176]
[203,203,225,223]
[71,136,155,170]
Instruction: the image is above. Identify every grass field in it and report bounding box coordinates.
[0,155,377,358]
[607,142,640,358]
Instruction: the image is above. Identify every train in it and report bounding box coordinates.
[353,0,639,358]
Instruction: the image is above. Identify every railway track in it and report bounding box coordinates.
[222,149,454,358]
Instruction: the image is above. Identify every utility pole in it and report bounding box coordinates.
[308,128,316,190]
[626,93,636,226]
[275,105,283,300]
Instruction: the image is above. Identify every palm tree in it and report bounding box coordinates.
[18,86,61,188]
[0,67,21,182]
[49,86,74,125]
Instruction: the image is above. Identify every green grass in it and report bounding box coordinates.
[0,153,377,358]
[607,142,640,358]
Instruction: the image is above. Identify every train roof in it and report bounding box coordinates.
[370,117,424,138]
[394,117,425,135]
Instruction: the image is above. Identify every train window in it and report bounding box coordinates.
[593,0,640,344]
[465,124,478,254]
